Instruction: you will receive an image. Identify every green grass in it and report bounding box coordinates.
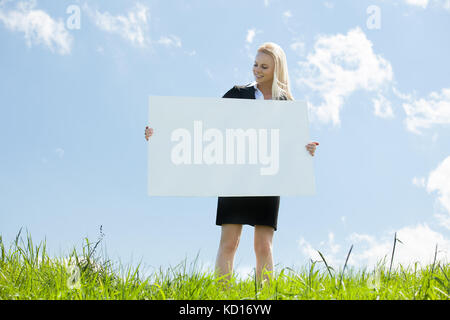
[0,228,448,300]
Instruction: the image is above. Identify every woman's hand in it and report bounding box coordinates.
[145,126,154,141]
[305,142,319,157]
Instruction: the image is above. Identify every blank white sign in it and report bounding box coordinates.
[148,96,316,197]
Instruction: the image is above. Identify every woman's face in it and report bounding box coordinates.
[253,51,275,85]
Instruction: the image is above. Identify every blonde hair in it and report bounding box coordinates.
[256,42,294,100]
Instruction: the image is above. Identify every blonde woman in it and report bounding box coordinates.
[145,42,319,285]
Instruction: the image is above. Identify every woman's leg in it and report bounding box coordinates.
[215,224,243,281]
[254,225,275,284]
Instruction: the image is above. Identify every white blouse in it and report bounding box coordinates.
[247,81,264,100]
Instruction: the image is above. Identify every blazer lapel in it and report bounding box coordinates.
[247,86,256,99]
[241,83,256,99]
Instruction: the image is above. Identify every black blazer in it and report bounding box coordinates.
[222,83,287,100]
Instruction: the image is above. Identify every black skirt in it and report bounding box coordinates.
[216,196,280,231]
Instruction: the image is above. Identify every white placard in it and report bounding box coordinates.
[148,96,316,197]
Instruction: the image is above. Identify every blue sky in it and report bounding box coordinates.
[1,0,449,279]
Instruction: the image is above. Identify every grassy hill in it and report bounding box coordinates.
[0,229,448,300]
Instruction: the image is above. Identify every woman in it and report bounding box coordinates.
[145,42,319,285]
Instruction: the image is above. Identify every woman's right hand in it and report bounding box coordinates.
[145,126,154,141]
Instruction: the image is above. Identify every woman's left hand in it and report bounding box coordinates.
[305,142,319,157]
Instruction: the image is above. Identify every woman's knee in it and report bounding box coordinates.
[220,239,240,254]
[219,224,242,254]
[254,240,272,256]
[254,225,274,256]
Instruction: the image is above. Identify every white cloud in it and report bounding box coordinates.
[403,0,450,10]
[299,232,343,267]
[184,49,196,56]
[55,148,65,159]
[373,94,394,118]
[427,156,450,217]
[319,232,341,255]
[404,0,429,8]
[432,132,439,143]
[443,0,450,9]
[324,1,335,9]
[0,0,73,54]
[412,176,426,187]
[412,157,450,230]
[349,224,449,269]
[157,35,182,48]
[96,45,104,54]
[85,3,150,47]
[283,10,292,18]
[402,88,450,135]
[205,68,214,80]
[295,27,393,126]
[243,28,261,61]
[290,40,305,56]
[246,28,256,44]
[299,224,450,271]
[393,86,413,101]
[298,236,324,262]
[435,213,450,230]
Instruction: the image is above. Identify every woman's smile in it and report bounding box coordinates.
[253,51,274,85]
